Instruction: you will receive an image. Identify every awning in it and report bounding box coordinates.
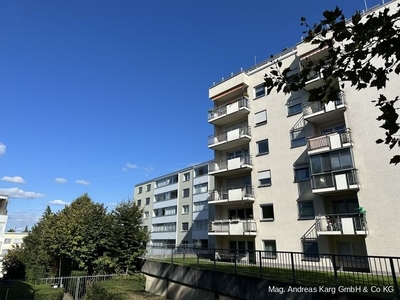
[211,84,245,100]
[299,46,329,60]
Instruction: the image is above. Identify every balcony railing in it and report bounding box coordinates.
[208,126,251,148]
[209,155,252,173]
[311,169,359,192]
[315,213,367,235]
[209,185,254,203]
[303,93,346,117]
[208,219,257,235]
[208,97,250,122]
[307,130,351,152]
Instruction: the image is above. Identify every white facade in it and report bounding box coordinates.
[207,0,400,261]
[134,162,213,248]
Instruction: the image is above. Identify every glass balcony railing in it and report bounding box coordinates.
[209,155,252,173]
[208,219,257,235]
[208,185,254,203]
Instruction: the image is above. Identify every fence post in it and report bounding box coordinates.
[389,257,399,299]
[291,252,296,283]
[183,248,186,265]
[171,247,174,264]
[197,248,200,267]
[213,248,216,271]
[74,277,81,300]
[234,252,237,274]
[259,250,263,278]
[332,254,339,288]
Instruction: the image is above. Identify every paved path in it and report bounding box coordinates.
[63,293,74,300]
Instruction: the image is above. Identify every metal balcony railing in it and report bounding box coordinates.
[315,213,367,233]
[208,219,257,234]
[307,130,351,151]
[303,93,345,117]
[311,169,358,190]
[208,185,254,202]
[208,126,251,146]
[208,97,250,121]
[208,155,252,172]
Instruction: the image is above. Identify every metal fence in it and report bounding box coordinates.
[36,274,118,300]
[145,246,400,298]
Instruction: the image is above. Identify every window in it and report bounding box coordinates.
[183,188,190,198]
[154,190,178,202]
[287,97,303,116]
[1,249,8,256]
[182,205,189,214]
[254,110,267,126]
[183,172,190,181]
[194,166,208,177]
[137,199,142,207]
[138,187,143,194]
[146,184,151,192]
[310,149,353,174]
[290,128,306,147]
[302,240,320,261]
[155,174,178,187]
[298,201,315,219]
[260,204,274,221]
[154,206,177,217]
[263,240,277,259]
[294,165,310,182]
[193,201,207,212]
[254,84,266,98]
[152,222,176,232]
[258,170,271,186]
[13,238,22,244]
[257,139,269,155]
[193,219,208,231]
[143,226,148,232]
[4,238,11,244]
[194,183,208,194]
[182,222,189,231]
[181,240,189,247]
[144,211,149,219]
[145,197,150,205]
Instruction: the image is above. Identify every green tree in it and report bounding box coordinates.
[43,194,108,275]
[264,3,400,164]
[106,200,149,274]
[22,206,57,280]
[2,245,26,279]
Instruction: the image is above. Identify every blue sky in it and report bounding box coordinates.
[0,0,385,231]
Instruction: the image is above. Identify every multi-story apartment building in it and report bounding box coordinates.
[0,195,10,276]
[134,162,213,248]
[207,0,400,261]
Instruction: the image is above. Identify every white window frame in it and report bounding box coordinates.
[257,139,269,155]
[183,172,190,182]
[287,97,302,116]
[182,205,189,214]
[298,200,315,219]
[290,128,306,148]
[258,170,271,187]
[181,222,189,231]
[294,165,310,182]
[254,84,266,99]
[263,240,277,259]
[254,110,267,126]
[260,204,274,221]
[183,188,190,198]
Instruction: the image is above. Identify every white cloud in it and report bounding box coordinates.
[0,143,6,156]
[76,179,90,185]
[122,162,138,171]
[6,210,42,231]
[55,177,67,184]
[0,187,44,199]
[49,199,70,206]
[1,176,26,184]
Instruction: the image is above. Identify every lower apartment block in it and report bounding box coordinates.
[134,162,214,248]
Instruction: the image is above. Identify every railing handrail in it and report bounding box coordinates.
[208,97,249,116]
[208,125,251,139]
[210,154,252,165]
[209,184,254,194]
[307,128,351,141]
[310,168,357,177]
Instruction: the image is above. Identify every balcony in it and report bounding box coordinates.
[209,155,253,176]
[208,97,250,126]
[307,130,352,155]
[208,219,257,236]
[311,170,359,194]
[303,94,346,124]
[208,126,251,151]
[209,72,249,100]
[209,186,254,205]
[315,213,368,236]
